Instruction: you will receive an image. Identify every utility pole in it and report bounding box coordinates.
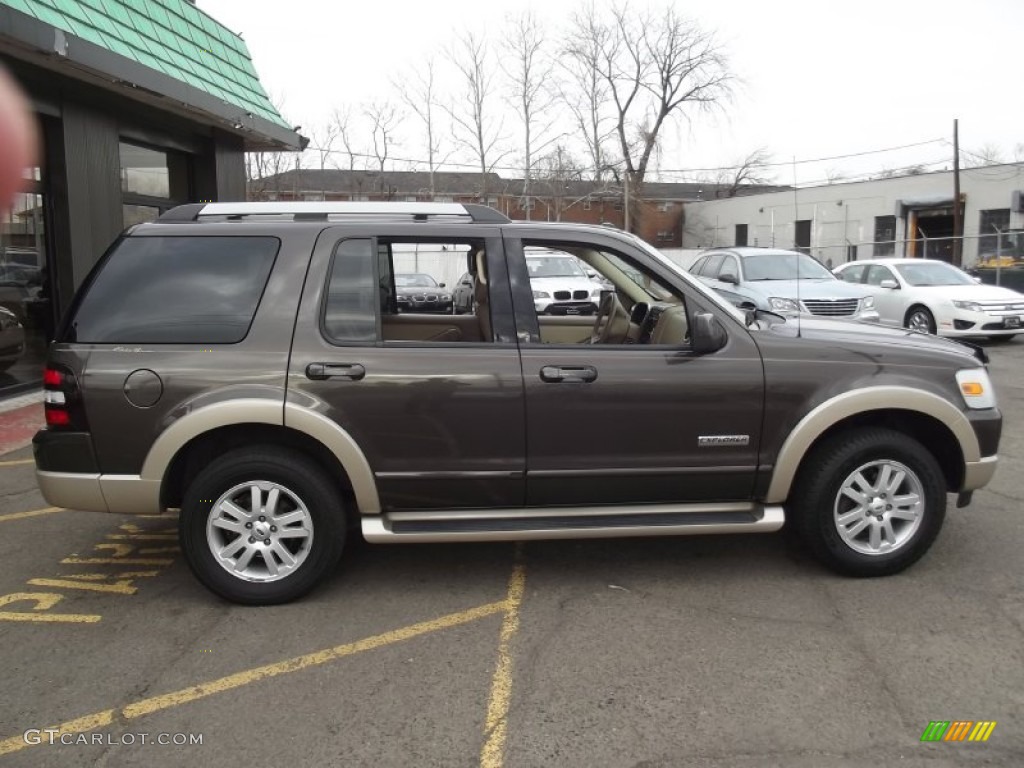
[624,173,631,233]
[953,118,962,266]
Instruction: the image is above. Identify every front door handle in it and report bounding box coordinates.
[306,363,366,381]
[539,365,598,383]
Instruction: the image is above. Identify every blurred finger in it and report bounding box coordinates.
[0,67,37,212]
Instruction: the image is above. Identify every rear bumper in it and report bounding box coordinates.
[36,470,162,514]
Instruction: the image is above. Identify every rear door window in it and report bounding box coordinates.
[65,236,279,343]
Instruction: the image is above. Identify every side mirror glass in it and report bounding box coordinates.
[719,272,738,285]
[438,282,446,288]
[692,312,728,355]
[880,279,899,289]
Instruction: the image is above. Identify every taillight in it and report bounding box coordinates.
[43,365,87,430]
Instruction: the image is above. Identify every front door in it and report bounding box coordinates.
[505,230,765,506]
[288,224,526,511]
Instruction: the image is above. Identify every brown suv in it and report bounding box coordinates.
[33,203,1002,604]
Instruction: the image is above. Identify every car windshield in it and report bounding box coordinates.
[395,274,438,287]
[527,256,586,278]
[894,261,975,287]
[743,253,834,281]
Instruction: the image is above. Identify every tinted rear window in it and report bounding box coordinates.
[66,236,279,343]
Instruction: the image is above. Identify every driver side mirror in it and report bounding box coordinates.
[692,312,728,355]
[438,282,446,288]
[719,272,738,285]
[879,279,899,289]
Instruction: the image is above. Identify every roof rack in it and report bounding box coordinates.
[157,202,510,224]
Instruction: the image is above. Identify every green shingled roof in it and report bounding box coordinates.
[2,0,287,128]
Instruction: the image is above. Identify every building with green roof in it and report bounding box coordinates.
[0,0,303,396]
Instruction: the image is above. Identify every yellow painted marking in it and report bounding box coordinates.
[0,592,101,624]
[0,458,34,467]
[137,546,180,555]
[27,578,137,595]
[0,710,116,756]
[93,543,135,557]
[61,572,159,582]
[60,557,173,566]
[480,553,527,768]
[0,599,509,756]
[106,534,177,541]
[0,507,61,523]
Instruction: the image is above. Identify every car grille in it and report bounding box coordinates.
[412,294,439,302]
[554,290,571,300]
[573,289,590,300]
[975,300,1024,316]
[802,298,859,317]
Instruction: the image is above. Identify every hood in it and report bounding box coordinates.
[757,315,984,363]
[743,278,868,300]
[530,276,600,294]
[905,284,1024,303]
[396,284,447,296]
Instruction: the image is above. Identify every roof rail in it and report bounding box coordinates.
[157,201,510,224]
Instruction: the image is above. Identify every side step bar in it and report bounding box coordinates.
[362,502,784,543]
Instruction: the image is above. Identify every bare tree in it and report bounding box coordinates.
[366,101,400,198]
[567,2,732,229]
[244,94,299,200]
[394,58,446,199]
[308,120,340,196]
[963,142,1005,168]
[502,11,560,217]
[824,168,846,185]
[533,144,584,221]
[560,3,617,181]
[445,28,509,198]
[711,147,774,197]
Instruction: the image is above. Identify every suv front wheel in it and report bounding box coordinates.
[792,428,946,576]
[180,446,345,605]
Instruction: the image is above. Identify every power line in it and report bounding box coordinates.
[295,137,948,177]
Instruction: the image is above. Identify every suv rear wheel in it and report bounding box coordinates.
[180,446,345,605]
[791,428,946,576]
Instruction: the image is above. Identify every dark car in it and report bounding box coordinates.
[394,273,453,313]
[34,202,1001,605]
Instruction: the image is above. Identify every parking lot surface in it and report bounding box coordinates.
[1,341,1022,767]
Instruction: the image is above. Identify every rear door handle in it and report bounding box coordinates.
[539,365,598,383]
[306,363,366,381]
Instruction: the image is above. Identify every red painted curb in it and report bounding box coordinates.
[0,402,44,456]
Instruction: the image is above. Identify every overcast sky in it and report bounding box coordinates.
[201,0,1022,187]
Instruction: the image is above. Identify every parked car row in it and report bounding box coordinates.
[689,247,1024,342]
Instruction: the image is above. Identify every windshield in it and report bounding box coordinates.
[526,256,586,278]
[394,273,438,287]
[894,261,975,287]
[743,252,834,281]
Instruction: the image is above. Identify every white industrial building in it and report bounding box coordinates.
[681,164,1024,269]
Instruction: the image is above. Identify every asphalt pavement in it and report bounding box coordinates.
[0,341,1022,767]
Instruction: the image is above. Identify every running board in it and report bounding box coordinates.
[361,502,784,543]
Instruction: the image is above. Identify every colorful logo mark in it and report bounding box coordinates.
[920,721,996,742]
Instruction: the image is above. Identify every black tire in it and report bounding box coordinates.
[904,305,936,334]
[790,428,946,577]
[180,446,345,605]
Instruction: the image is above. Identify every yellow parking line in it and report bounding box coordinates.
[0,599,507,756]
[0,458,34,467]
[480,554,527,768]
[0,507,61,524]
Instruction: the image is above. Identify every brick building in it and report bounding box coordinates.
[249,169,777,248]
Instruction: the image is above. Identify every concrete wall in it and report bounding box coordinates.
[682,167,1024,268]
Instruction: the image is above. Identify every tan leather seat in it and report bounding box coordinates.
[472,248,492,342]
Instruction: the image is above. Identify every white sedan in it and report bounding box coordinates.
[833,258,1024,340]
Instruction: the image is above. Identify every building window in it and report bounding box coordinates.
[303,192,325,202]
[874,215,896,256]
[735,224,748,247]
[656,230,673,242]
[657,201,673,212]
[119,142,169,198]
[519,198,534,211]
[794,219,811,254]
[583,199,592,210]
[978,208,1011,258]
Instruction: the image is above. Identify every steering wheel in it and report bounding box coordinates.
[589,291,628,344]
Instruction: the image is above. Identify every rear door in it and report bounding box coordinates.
[287,224,526,511]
